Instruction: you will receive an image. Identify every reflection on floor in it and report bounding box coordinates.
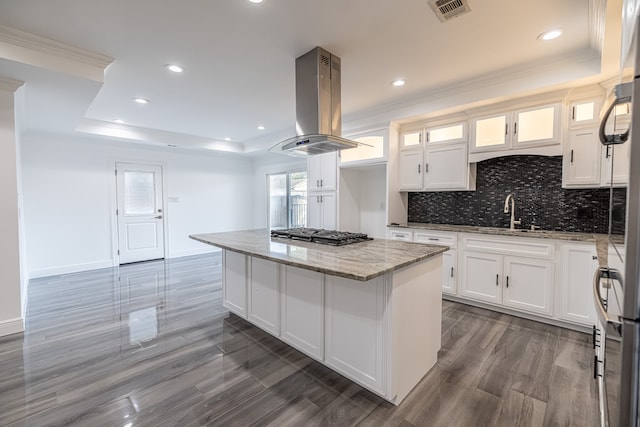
[0,253,599,426]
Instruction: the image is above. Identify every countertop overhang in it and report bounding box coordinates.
[190,229,448,282]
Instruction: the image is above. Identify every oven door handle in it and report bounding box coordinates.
[593,267,623,336]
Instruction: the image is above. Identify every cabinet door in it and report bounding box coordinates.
[426,122,466,144]
[325,274,386,393]
[602,142,630,186]
[559,244,599,325]
[308,194,322,229]
[281,266,324,360]
[308,153,337,191]
[471,113,509,152]
[564,129,601,187]
[320,192,337,230]
[223,250,248,318]
[513,103,560,148]
[248,257,280,335]
[400,129,423,149]
[503,257,553,316]
[460,251,502,304]
[569,99,600,127]
[398,150,424,190]
[442,250,457,295]
[424,143,469,190]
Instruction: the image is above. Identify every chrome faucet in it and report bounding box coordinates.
[504,194,522,231]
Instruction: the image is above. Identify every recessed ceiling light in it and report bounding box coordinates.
[538,29,563,41]
[165,64,183,73]
[392,79,406,87]
[133,97,149,104]
[113,119,125,124]
[249,0,263,3]
[224,137,231,141]
[257,125,265,130]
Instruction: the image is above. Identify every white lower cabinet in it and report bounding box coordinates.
[324,274,386,393]
[248,257,280,336]
[460,251,502,304]
[223,250,248,318]
[559,243,599,325]
[460,237,554,317]
[502,256,553,316]
[441,250,457,295]
[280,266,324,360]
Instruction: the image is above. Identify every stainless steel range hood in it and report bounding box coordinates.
[270,47,359,155]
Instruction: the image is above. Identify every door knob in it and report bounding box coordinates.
[155,215,163,219]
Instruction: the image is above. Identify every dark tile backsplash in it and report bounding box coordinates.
[407,155,626,234]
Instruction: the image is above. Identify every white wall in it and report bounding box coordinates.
[252,154,306,229]
[0,84,24,335]
[21,134,255,278]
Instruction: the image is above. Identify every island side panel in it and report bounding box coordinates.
[390,254,443,403]
[222,250,248,318]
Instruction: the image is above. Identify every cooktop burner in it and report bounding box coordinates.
[270,228,372,246]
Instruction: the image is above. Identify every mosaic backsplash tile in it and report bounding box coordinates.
[407,155,626,234]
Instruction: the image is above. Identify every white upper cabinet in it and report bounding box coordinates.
[425,122,467,145]
[602,142,631,186]
[400,129,424,150]
[470,102,561,156]
[424,142,473,190]
[563,129,602,187]
[569,98,601,127]
[340,129,387,166]
[308,152,337,191]
[398,150,424,190]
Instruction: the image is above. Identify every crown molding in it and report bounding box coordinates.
[0,25,113,82]
[0,76,24,92]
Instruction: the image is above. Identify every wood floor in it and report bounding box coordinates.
[0,253,599,426]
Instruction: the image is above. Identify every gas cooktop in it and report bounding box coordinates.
[270,228,372,246]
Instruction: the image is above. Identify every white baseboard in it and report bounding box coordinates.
[169,247,220,259]
[0,317,24,337]
[29,260,114,279]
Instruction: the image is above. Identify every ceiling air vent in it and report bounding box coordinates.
[429,0,472,22]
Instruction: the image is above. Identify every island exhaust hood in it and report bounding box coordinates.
[270,47,359,155]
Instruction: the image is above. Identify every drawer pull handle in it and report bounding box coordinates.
[506,276,509,288]
[450,267,454,278]
[428,237,440,241]
[496,274,499,286]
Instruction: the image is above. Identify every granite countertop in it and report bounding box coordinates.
[190,229,448,282]
[388,223,610,242]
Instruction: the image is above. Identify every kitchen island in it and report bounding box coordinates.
[190,229,448,404]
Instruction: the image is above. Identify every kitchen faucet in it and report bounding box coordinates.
[504,194,521,231]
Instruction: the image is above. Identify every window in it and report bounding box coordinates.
[268,171,307,229]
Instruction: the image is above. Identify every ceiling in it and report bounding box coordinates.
[0,0,624,155]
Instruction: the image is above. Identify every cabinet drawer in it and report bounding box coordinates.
[413,231,457,248]
[389,229,413,241]
[461,235,554,259]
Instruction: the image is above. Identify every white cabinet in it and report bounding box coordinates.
[324,274,386,393]
[248,257,280,335]
[425,142,473,190]
[340,129,386,166]
[398,120,475,191]
[569,98,601,127]
[398,150,424,190]
[223,250,248,318]
[563,129,602,187]
[388,228,412,241]
[502,256,554,316]
[280,266,324,360]
[470,103,561,154]
[601,142,630,186]
[413,230,458,295]
[308,152,337,191]
[308,192,336,229]
[459,236,554,317]
[460,251,502,304]
[559,243,599,325]
[400,128,423,149]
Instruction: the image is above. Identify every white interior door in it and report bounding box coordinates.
[116,163,165,264]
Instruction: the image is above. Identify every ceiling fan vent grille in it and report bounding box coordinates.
[429,0,472,22]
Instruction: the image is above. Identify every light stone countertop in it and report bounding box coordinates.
[190,229,448,282]
[389,223,610,242]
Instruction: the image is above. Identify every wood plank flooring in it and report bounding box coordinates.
[0,253,599,426]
